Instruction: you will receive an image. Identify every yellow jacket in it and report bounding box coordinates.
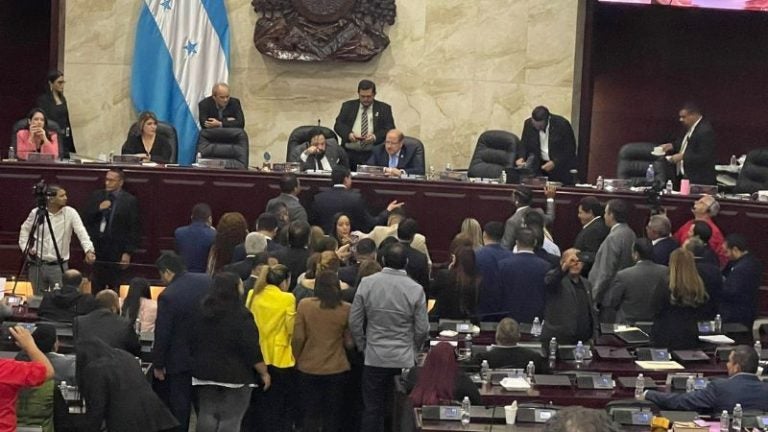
[246,284,296,368]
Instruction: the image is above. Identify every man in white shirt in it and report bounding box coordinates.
[659,102,717,185]
[291,128,349,171]
[518,106,578,184]
[18,185,95,295]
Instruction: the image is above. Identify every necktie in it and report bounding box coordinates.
[360,106,369,137]
[389,154,398,168]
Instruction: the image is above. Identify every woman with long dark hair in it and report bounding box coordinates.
[293,270,353,432]
[16,108,58,160]
[207,212,248,274]
[121,111,172,163]
[36,70,75,156]
[407,342,480,407]
[193,272,271,432]
[120,277,157,332]
[431,246,481,320]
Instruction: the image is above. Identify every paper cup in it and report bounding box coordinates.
[504,406,518,425]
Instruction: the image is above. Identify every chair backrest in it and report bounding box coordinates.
[468,130,520,178]
[126,121,178,163]
[734,147,768,194]
[196,127,249,169]
[403,136,425,175]
[616,142,667,186]
[11,118,64,159]
[286,125,339,163]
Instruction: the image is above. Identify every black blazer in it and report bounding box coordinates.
[334,99,395,148]
[520,114,577,184]
[82,188,141,261]
[542,267,597,345]
[290,141,350,171]
[651,299,709,350]
[470,346,548,372]
[674,119,716,185]
[197,96,245,129]
[366,142,425,175]
[121,134,173,164]
[652,236,679,266]
[74,309,141,356]
[403,242,430,291]
[311,186,388,233]
[271,246,310,292]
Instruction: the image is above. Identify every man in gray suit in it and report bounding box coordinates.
[602,238,669,324]
[501,185,555,250]
[588,199,636,316]
[266,173,308,223]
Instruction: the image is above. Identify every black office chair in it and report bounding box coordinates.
[616,142,667,186]
[11,118,64,159]
[467,130,521,179]
[402,136,426,176]
[196,127,249,169]
[126,121,179,163]
[286,126,339,163]
[734,148,768,194]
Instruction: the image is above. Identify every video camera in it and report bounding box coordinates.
[33,180,57,208]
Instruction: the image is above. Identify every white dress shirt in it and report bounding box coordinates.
[299,150,333,170]
[18,206,94,261]
[539,122,551,162]
[676,116,703,175]
[351,103,375,136]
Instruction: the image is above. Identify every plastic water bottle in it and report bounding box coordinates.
[526,360,536,380]
[732,403,742,431]
[134,318,142,335]
[548,337,558,363]
[665,179,673,194]
[52,283,61,291]
[574,341,585,365]
[730,154,738,166]
[645,164,655,184]
[755,341,762,361]
[195,152,202,164]
[634,373,645,399]
[460,396,471,426]
[500,169,507,184]
[531,317,541,336]
[464,333,473,354]
[714,314,723,333]
[480,360,490,382]
[720,410,729,432]
[686,375,695,393]
[8,145,16,160]
[596,175,604,191]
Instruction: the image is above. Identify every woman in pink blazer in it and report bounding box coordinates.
[16,108,59,160]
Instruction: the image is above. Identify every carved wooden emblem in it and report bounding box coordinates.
[252,0,396,62]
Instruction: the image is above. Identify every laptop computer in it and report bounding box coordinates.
[615,328,650,344]
[672,350,710,362]
[595,346,633,360]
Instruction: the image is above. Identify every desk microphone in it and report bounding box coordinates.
[317,118,321,127]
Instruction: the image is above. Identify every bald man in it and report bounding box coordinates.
[197,83,245,129]
[73,289,140,356]
[365,129,425,176]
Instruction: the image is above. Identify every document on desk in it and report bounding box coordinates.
[698,335,735,344]
[634,360,685,370]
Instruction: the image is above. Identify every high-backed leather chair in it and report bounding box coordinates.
[196,128,249,169]
[286,126,338,163]
[11,118,64,159]
[402,136,426,176]
[734,148,768,194]
[126,121,178,163]
[467,130,520,178]
[617,142,667,186]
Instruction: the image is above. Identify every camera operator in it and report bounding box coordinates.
[18,184,95,295]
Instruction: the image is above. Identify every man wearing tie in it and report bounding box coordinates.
[290,128,349,171]
[660,103,716,185]
[334,80,396,170]
[82,168,140,294]
[366,129,425,176]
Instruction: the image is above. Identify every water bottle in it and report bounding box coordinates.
[195,152,202,164]
[730,154,738,166]
[548,337,558,363]
[134,318,142,335]
[526,360,536,380]
[429,165,436,180]
[596,175,604,191]
[460,396,471,426]
[634,373,645,399]
[755,341,762,361]
[686,375,695,393]
[531,317,541,336]
[720,410,729,432]
[645,164,655,184]
[464,333,473,354]
[500,169,507,184]
[714,314,722,333]
[108,151,114,163]
[480,360,490,382]
[665,179,673,194]
[732,403,742,431]
[53,283,61,291]
[446,162,452,171]
[8,145,16,160]
[574,341,585,365]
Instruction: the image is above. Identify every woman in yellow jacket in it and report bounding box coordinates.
[245,264,296,432]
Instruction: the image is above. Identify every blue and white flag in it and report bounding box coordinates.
[131,0,230,165]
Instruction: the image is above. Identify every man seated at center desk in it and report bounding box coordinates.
[365,129,424,177]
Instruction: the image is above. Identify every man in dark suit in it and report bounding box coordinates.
[334,79,396,170]
[720,234,763,327]
[152,252,211,432]
[271,221,311,292]
[365,129,424,176]
[289,127,349,171]
[311,166,402,234]
[223,233,268,281]
[685,237,723,319]
[542,249,597,345]
[338,238,376,288]
[396,218,430,290]
[174,202,216,273]
[496,229,551,323]
[38,269,96,323]
[266,173,308,224]
[660,102,716,185]
[74,289,140,356]
[573,196,609,275]
[82,168,141,293]
[518,106,577,185]
[644,346,768,413]
[475,221,513,321]
[468,318,547,372]
[197,83,245,129]
[646,214,678,266]
[602,239,669,324]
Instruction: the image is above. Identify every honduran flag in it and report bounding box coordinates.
[131,0,230,165]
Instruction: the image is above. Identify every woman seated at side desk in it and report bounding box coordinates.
[121,111,172,164]
[120,277,157,333]
[405,342,481,407]
[16,108,59,160]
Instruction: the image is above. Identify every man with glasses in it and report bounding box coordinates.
[365,129,424,176]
